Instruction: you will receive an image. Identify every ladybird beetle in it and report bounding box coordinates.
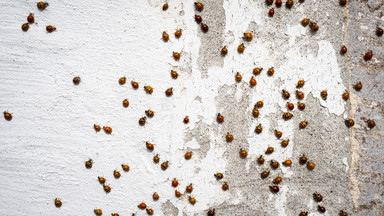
[46,25,56,33]
[216,113,224,123]
[226,133,233,142]
[139,116,147,125]
[367,119,376,129]
[341,45,348,54]
[121,164,130,172]
[161,161,169,170]
[54,198,62,208]
[307,161,316,170]
[113,170,121,179]
[144,85,153,94]
[119,77,126,85]
[98,176,106,184]
[354,82,362,91]
[342,91,349,100]
[253,67,263,75]
[103,184,111,193]
[281,139,289,147]
[364,51,373,60]
[256,101,264,108]
[146,208,154,215]
[299,155,308,164]
[321,90,328,100]
[345,119,355,127]
[261,170,270,179]
[283,159,292,166]
[340,0,347,6]
[175,190,181,197]
[208,208,216,216]
[270,185,279,193]
[273,176,282,184]
[240,148,248,158]
[265,146,274,154]
[297,80,305,88]
[309,21,319,32]
[146,142,154,151]
[195,2,204,11]
[252,106,260,118]
[173,52,180,60]
[103,126,112,134]
[162,31,169,42]
[183,116,189,124]
[145,109,154,118]
[189,196,197,205]
[266,0,273,5]
[171,178,179,187]
[299,212,308,216]
[3,111,12,121]
[152,192,160,200]
[73,76,81,85]
[186,184,193,193]
[170,70,179,79]
[27,13,35,23]
[37,1,49,10]
[298,102,306,110]
[339,210,348,216]
[215,172,223,180]
[201,23,209,32]
[301,18,310,27]
[296,91,304,100]
[282,90,290,99]
[267,67,275,76]
[299,0,305,2]
[175,29,182,38]
[299,121,308,129]
[268,8,275,17]
[153,154,160,163]
[235,72,242,82]
[194,15,202,23]
[184,151,193,160]
[283,112,293,120]
[21,23,30,31]
[377,27,383,36]
[255,124,263,134]
[111,213,119,216]
[131,81,139,89]
[270,160,279,169]
[221,46,228,55]
[122,99,129,108]
[318,205,326,213]
[275,0,282,7]
[286,0,294,8]
[237,43,245,53]
[287,102,294,110]
[162,3,168,11]
[85,159,93,169]
[244,32,253,41]
[274,129,282,139]
[138,202,147,210]
[222,182,229,191]
[257,155,265,165]
[313,192,323,202]
[94,209,103,216]
[250,76,257,86]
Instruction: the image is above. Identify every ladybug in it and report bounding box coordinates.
[226,133,234,142]
[183,116,189,124]
[253,67,263,75]
[208,208,216,216]
[131,81,139,89]
[297,80,305,88]
[275,0,282,7]
[221,46,228,55]
[339,210,348,216]
[296,90,304,100]
[298,102,306,110]
[340,0,347,6]
[170,70,179,79]
[341,45,348,54]
[214,172,224,180]
[367,119,376,129]
[313,192,323,202]
[146,208,154,215]
[3,111,12,121]
[268,8,275,17]
[255,124,263,134]
[265,146,274,154]
[103,184,111,193]
[153,154,160,163]
[299,121,308,129]
[261,170,270,179]
[21,23,30,31]
[111,213,119,216]
[201,23,209,32]
[273,176,282,184]
[184,151,193,160]
[139,116,147,125]
[138,202,147,210]
[85,159,93,169]
[161,161,169,170]
[244,32,253,41]
[103,126,112,134]
[274,129,282,139]
[186,184,193,193]
[283,159,292,166]
[152,192,160,200]
[162,31,169,42]
[286,0,294,8]
[299,155,308,164]
[282,90,290,99]
[121,164,130,172]
[173,52,181,60]
[299,212,308,216]
[301,18,310,27]
[235,72,242,82]
[216,113,224,123]
[113,170,121,179]
[257,155,265,165]
[222,182,229,191]
[342,91,350,100]
[175,190,181,197]
[194,15,202,23]
[307,161,316,170]
[145,109,154,118]
[283,112,293,120]
[189,196,197,205]
[364,50,373,60]
[287,102,294,110]
[94,209,103,216]
[194,2,204,11]
[249,76,257,86]
[27,13,35,23]
[98,176,106,184]
[252,106,260,118]
[37,1,49,10]
[171,178,179,187]
[266,0,273,5]
[345,119,355,127]
[73,76,81,85]
[237,43,245,53]
[118,77,126,85]
[240,148,248,158]
[270,185,279,193]
[144,85,153,94]
[54,198,62,208]
[162,3,168,11]
[377,27,384,36]
[46,25,56,33]
[309,21,319,32]
[321,90,328,100]
[318,205,326,213]
[354,82,362,91]
[267,67,275,76]
[281,139,289,147]
[299,0,305,2]
[270,160,279,169]
[175,29,182,38]
[122,99,129,108]
[146,142,154,151]
[256,101,264,108]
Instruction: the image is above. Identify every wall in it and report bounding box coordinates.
[0,0,382,215]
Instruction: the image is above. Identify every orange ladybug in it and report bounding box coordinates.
[103,184,111,193]
[173,52,181,60]
[186,184,193,193]
[174,29,182,38]
[113,170,121,179]
[296,90,305,100]
[274,129,282,139]
[281,139,289,147]
[267,67,275,76]
[216,113,224,123]
[184,151,193,160]
[321,90,328,100]
[165,88,173,96]
[226,133,234,142]
[37,1,49,10]
[255,124,263,134]
[131,81,139,89]
[103,126,112,134]
[283,159,292,166]
[171,70,179,79]
[162,31,169,42]
[297,80,305,88]
[253,67,263,75]
[21,23,30,31]
[153,154,160,163]
[46,25,56,33]
[257,155,265,164]
[152,192,160,200]
[54,198,62,208]
[249,76,257,86]
[244,32,253,41]
[161,161,169,170]
[85,159,93,169]
[3,111,12,121]
[221,46,228,56]
[73,76,81,85]
[222,182,229,191]
[118,77,127,85]
[194,2,204,11]
[252,106,260,118]
[307,161,316,170]
[146,142,155,151]
[121,164,130,172]
[342,91,349,100]
[265,146,274,154]
[94,209,103,216]
[98,176,106,184]
[139,116,147,125]
[235,72,242,82]
[145,109,154,118]
[301,18,310,27]
[240,148,248,158]
[122,99,129,108]
[237,43,245,53]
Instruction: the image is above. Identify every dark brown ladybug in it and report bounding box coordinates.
[201,23,209,32]
[318,205,326,213]
[298,102,306,110]
[221,46,228,55]
[345,119,355,127]
[299,155,308,164]
[354,82,362,91]
[364,51,373,60]
[283,159,292,166]
[46,25,56,33]
[146,142,154,151]
[162,31,169,42]
[184,151,193,160]
[131,80,139,89]
[145,109,154,118]
[307,161,316,170]
[153,154,160,163]
[286,0,294,8]
[240,148,248,158]
[270,160,279,169]
[274,129,282,139]
[281,139,289,147]
[267,67,275,76]
[183,116,189,124]
[321,90,328,100]
[171,70,179,79]
[270,185,279,193]
[21,23,30,31]
[367,119,376,129]
[261,170,270,179]
[266,0,273,6]
[216,113,224,123]
[235,72,242,82]
[3,111,12,121]
[283,112,293,120]
[253,67,263,75]
[377,27,383,36]
[162,3,168,11]
[301,18,310,27]
[27,13,35,23]
[174,29,182,38]
[207,208,216,216]
[173,52,180,60]
[299,212,308,216]
[37,1,49,10]
[309,21,319,32]
[341,45,348,54]
[194,15,202,23]
[257,155,265,164]
[222,182,229,191]
[138,202,147,210]
[342,91,349,100]
[275,0,282,7]
[122,99,129,108]
[195,2,204,11]
[296,90,304,100]
[237,43,245,53]
[54,198,62,208]
[287,102,295,110]
[313,192,323,202]
[226,133,233,142]
[282,90,290,99]
[273,176,282,184]
[85,159,93,169]
[73,76,81,85]
[139,116,147,125]
[111,213,119,216]
[214,172,223,180]
[265,146,274,154]
[249,76,257,86]
[255,124,263,134]
[244,32,253,41]
[268,8,275,17]
[340,0,347,6]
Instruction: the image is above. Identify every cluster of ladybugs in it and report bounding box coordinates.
[265,0,303,17]
[21,2,56,33]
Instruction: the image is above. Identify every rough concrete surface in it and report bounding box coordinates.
[0,0,382,216]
